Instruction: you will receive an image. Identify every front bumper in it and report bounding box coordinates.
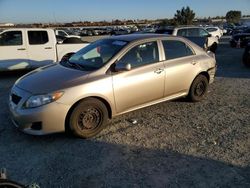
[9,86,70,135]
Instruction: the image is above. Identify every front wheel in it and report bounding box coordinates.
[188,75,209,102]
[69,98,108,138]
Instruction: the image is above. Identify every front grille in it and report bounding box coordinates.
[11,93,22,105]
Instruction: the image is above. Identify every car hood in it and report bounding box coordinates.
[15,63,90,94]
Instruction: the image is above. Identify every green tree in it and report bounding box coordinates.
[159,19,176,26]
[226,10,241,23]
[174,6,196,25]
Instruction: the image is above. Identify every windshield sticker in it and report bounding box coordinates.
[112,40,127,46]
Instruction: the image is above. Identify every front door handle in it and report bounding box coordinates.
[154,68,164,74]
[17,48,26,51]
[45,47,52,49]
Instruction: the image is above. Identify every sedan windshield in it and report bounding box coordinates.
[69,39,128,71]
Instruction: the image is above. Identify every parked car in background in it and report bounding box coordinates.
[231,25,249,35]
[243,41,250,67]
[55,29,81,39]
[110,28,130,35]
[230,28,250,48]
[155,26,219,52]
[9,34,216,138]
[205,26,223,39]
[0,28,88,71]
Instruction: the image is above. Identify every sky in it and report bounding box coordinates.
[0,0,249,24]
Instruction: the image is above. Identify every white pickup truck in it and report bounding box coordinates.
[0,28,89,71]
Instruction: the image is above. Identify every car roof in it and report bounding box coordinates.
[108,34,169,42]
[158,25,206,30]
[1,28,54,32]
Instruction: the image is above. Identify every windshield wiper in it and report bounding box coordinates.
[69,61,85,70]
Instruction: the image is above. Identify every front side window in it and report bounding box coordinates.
[0,31,22,46]
[68,39,127,71]
[162,40,194,60]
[117,41,159,69]
[28,31,49,45]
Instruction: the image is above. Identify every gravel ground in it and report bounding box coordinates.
[0,37,249,187]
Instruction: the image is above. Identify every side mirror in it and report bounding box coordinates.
[207,33,212,37]
[115,63,131,72]
[61,52,75,62]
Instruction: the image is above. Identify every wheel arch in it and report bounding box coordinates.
[64,96,113,132]
[188,71,210,93]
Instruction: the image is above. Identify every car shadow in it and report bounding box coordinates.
[0,133,249,187]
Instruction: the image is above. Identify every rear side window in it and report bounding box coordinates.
[177,29,188,36]
[188,28,200,36]
[177,28,201,37]
[0,31,22,46]
[162,40,194,60]
[199,28,209,37]
[28,31,49,45]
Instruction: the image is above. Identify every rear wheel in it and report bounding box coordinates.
[69,98,108,138]
[188,75,209,102]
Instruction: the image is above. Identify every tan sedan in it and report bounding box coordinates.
[9,34,216,138]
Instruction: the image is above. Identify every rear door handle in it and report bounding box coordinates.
[45,47,52,49]
[154,68,164,74]
[17,48,26,51]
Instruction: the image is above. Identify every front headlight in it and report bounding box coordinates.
[24,91,64,108]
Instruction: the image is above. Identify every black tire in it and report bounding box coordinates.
[210,43,217,53]
[188,75,209,102]
[69,98,108,138]
[0,180,24,188]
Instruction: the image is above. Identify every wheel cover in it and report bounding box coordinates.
[77,107,102,131]
[194,81,206,97]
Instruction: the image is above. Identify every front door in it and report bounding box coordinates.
[0,30,29,70]
[112,41,165,113]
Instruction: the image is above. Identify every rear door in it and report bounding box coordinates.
[112,41,165,113]
[161,39,199,97]
[0,30,29,70]
[26,30,56,68]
